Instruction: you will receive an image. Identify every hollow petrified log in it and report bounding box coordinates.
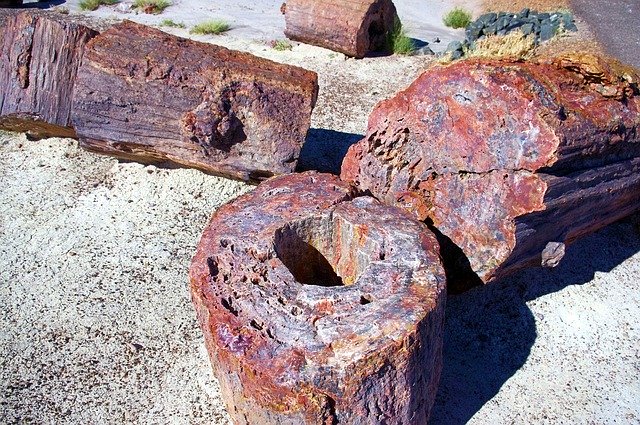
[71,21,318,183]
[0,11,98,139]
[341,54,640,288]
[282,0,398,58]
[190,172,446,424]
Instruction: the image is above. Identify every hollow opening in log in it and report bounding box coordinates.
[275,225,344,287]
[274,214,378,288]
[367,19,387,52]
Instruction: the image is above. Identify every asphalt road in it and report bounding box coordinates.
[570,0,640,69]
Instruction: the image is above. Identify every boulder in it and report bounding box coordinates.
[0,10,98,139]
[282,0,399,58]
[190,172,446,424]
[341,54,640,289]
[71,21,318,183]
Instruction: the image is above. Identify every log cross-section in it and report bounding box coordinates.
[282,0,399,58]
[71,20,319,183]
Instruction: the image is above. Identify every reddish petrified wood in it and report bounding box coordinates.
[71,21,318,183]
[342,54,640,287]
[190,172,446,424]
[282,0,398,58]
[0,10,98,139]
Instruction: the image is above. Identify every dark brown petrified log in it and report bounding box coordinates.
[341,54,640,289]
[282,0,398,58]
[71,21,318,183]
[190,172,446,424]
[0,10,98,139]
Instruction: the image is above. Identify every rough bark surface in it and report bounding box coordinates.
[71,21,318,183]
[341,54,640,287]
[282,0,398,58]
[190,172,446,424]
[0,10,98,139]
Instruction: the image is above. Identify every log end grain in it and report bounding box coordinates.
[0,10,98,139]
[190,172,446,424]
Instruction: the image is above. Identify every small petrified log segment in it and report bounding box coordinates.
[0,10,98,139]
[282,0,398,58]
[342,54,640,286]
[71,21,318,183]
[190,172,446,424]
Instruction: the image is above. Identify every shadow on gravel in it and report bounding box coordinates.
[15,0,66,8]
[429,215,640,424]
[297,128,362,175]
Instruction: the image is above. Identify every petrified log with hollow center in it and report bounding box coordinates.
[341,54,640,288]
[0,10,98,139]
[71,21,318,183]
[282,0,398,58]
[190,172,446,424]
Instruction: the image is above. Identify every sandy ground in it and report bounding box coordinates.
[2,0,640,424]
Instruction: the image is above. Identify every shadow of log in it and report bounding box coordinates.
[297,128,362,175]
[429,215,640,424]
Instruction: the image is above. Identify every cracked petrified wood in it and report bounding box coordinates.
[71,21,318,183]
[282,0,398,58]
[190,172,446,424]
[0,10,98,139]
[342,54,640,288]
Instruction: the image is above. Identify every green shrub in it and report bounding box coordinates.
[190,20,231,35]
[443,7,472,29]
[78,0,119,11]
[271,39,293,51]
[133,0,171,14]
[159,19,186,29]
[390,19,415,55]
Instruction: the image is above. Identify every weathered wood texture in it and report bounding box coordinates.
[282,0,398,58]
[0,10,98,139]
[71,21,319,183]
[342,54,640,288]
[190,172,446,424]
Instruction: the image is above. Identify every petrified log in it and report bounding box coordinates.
[282,0,398,58]
[0,10,98,139]
[71,21,318,183]
[341,54,640,288]
[190,172,446,424]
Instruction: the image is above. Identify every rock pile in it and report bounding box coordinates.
[447,9,578,59]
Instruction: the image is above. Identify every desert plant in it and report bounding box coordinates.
[271,39,293,51]
[78,0,119,11]
[389,18,415,55]
[159,19,186,29]
[190,20,231,35]
[443,7,472,29]
[466,30,536,60]
[133,0,171,14]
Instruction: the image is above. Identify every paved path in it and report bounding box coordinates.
[570,0,640,69]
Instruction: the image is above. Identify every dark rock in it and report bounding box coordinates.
[190,171,446,424]
[465,25,483,42]
[539,20,558,41]
[341,54,640,285]
[562,13,578,31]
[496,16,510,31]
[282,0,399,58]
[71,21,318,183]
[416,45,435,55]
[521,23,534,35]
[518,8,530,18]
[0,10,98,139]
[450,49,464,60]
[537,12,551,21]
[477,12,497,26]
[505,18,525,32]
[446,40,463,52]
[483,23,497,36]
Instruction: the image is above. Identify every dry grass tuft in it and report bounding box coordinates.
[466,30,536,60]
[482,0,570,13]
